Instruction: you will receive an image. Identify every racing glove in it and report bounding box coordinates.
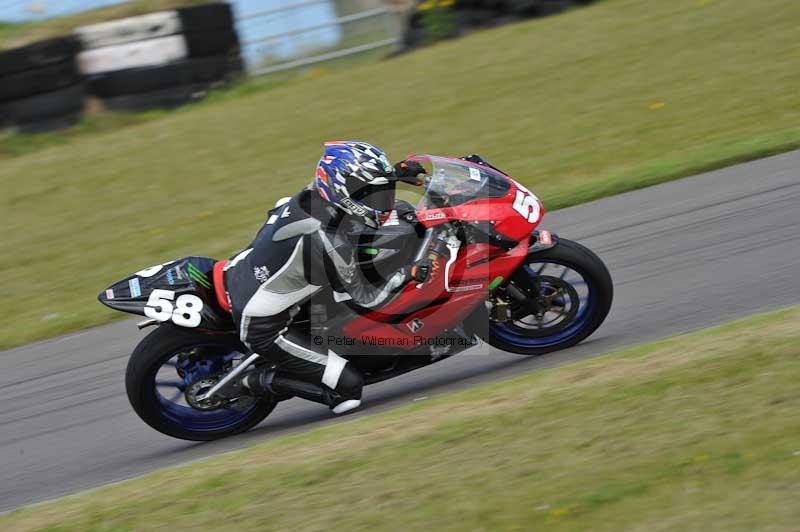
[393,160,426,184]
[409,231,450,284]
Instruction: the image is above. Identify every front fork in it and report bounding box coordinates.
[487,230,558,322]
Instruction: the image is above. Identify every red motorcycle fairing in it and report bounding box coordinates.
[342,239,531,349]
[409,154,544,242]
[341,155,544,349]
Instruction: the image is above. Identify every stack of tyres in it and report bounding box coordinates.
[0,37,84,133]
[76,2,242,111]
[403,0,594,50]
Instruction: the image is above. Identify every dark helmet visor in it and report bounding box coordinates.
[347,176,396,214]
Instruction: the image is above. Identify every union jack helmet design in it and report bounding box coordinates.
[314,141,396,226]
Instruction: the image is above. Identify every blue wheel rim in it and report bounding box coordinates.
[491,260,597,349]
[145,345,260,432]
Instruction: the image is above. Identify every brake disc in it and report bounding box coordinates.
[511,274,580,334]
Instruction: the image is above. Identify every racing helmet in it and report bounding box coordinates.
[314,141,396,227]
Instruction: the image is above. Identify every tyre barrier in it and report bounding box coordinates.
[101,82,215,112]
[0,83,85,133]
[403,0,594,50]
[77,35,189,75]
[75,2,240,110]
[0,2,241,132]
[74,11,183,50]
[87,56,239,98]
[183,29,240,58]
[99,56,243,112]
[177,2,236,32]
[0,36,83,131]
[0,60,80,102]
[0,36,79,76]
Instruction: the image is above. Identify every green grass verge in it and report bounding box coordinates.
[3,306,799,531]
[0,0,209,49]
[2,0,800,348]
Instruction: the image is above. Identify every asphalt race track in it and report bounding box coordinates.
[2,151,799,513]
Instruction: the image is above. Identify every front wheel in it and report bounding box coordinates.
[126,325,276,441]
[481,237,613,355]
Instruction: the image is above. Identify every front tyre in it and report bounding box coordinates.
[483,237,613,355]
[126,325,276,441]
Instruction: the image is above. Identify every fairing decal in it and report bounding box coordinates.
[98,256,233,330]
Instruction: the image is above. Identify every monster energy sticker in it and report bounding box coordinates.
[186,263,212,289]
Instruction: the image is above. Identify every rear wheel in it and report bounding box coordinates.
[126,325,276,441]
[483,237,612,355]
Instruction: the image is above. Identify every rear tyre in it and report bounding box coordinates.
[101,82,212,111]
[88,56,237,97]
[0,83,84,127]
[183,30,240,58]
[126,325,276,441]
[177,3,235,32]
[481,237,613,355]
[0,36,79,76]
[0,60,79,102]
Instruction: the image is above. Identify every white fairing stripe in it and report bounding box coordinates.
[322,349,348,389]
[275,335,327,365]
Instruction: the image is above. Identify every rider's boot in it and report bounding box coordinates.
[242,366,363,415]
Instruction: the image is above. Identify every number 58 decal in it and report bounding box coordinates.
[144,289,204,327]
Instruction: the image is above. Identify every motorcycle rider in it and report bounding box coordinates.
[223,141,427,414]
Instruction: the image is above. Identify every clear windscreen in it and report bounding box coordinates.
[406,155,511,209]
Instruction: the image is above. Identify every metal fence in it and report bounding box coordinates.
[236,0,401,76]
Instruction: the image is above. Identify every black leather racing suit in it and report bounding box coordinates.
[222,186,419,407]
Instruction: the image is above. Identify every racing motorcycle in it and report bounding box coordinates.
[99,155,613,441]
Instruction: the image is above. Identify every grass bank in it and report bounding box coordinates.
[2,0,800,348]
[3,306,800,530]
